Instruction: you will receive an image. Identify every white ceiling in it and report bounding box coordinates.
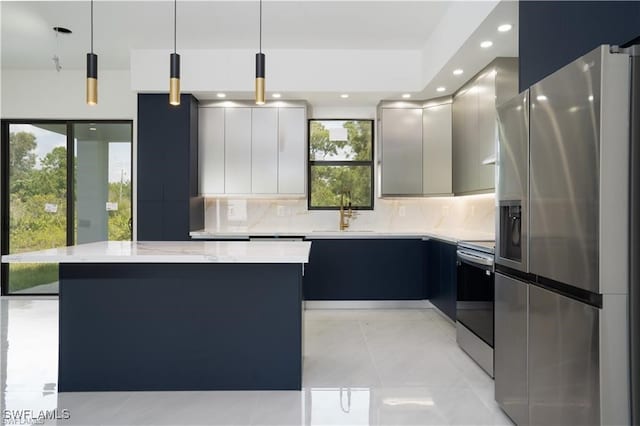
[1,1,452,70]
[417,0,518,99]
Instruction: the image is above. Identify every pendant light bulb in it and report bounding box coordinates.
[169,0,181,106]
[86,0,98,105]
[255,0,265,105]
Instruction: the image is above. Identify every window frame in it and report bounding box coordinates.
[307,118,375,211]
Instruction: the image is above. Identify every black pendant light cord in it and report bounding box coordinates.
[174,0,177,54]
[259,0,262,53]
[90,0,93,53]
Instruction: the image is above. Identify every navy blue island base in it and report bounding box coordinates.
[58,262,303,392]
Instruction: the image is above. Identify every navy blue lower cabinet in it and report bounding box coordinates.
[303,239,424,300]
[424,239,457,321]
[58,262,302,391]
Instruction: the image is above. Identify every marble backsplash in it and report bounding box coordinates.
[201,194,496,237]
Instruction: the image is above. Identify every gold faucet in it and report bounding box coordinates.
[339,191,353,231]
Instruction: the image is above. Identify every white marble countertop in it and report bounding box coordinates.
[189,229,495,244]
[1,241,312,264]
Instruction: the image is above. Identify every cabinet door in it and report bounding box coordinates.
[474,71,497,191]
[251,108,278,193]
[278,108,305,194]
[303,239,424,300]
[440,241,457,321]
[199,108,225,194]
[422,103,452,195]
[424,239,440,301]
[137,96,165,201]
[381,108,423,195]
[224,108,252,194]
[426,239,456,321]
[452,87,479,194]
[137,94,201,240]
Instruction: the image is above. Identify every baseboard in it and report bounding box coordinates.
[304,300,433,310]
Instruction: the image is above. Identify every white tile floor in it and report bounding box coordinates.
[0,299,513,426]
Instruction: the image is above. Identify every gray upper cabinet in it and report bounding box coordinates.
[199,102,307,196]
[224,108,252,194]
[423,102,452,195]
[251,108,279,194]
[199,107,225,194]
[277,108,306,195]
[452,58,518,195]
[379,99,453,197]
[452,87,478,195]
[381,108,423,195]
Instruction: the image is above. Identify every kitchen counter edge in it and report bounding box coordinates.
[189,230,494,245]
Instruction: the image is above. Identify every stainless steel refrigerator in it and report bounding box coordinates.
[495,44,639,426]
[495,89,530,426]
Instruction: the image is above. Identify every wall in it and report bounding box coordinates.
[1,69,135,119]
[519,1,640,91]
[310,106,376,120]
[201,194,495,239]
[131,49,422,93]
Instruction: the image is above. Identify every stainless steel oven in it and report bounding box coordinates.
[456,241,495,377]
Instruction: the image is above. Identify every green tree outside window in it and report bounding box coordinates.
[309,120,374,209]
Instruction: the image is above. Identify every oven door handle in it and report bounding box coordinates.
[457,250,494,269]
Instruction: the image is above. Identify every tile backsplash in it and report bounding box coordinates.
[202,194,495,236]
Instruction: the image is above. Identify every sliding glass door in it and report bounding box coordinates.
[73,123,132,244]
[1,120,132,295]
[4,123,69,294]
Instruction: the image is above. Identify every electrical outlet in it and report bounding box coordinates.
[277,206,285,217]
[399,206,406,217]
[471,205,476,216]
[442,205,450,215]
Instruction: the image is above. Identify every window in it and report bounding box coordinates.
[308,119,374,210]
[1,120,133,295]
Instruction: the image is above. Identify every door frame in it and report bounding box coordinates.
[0,119,134,296]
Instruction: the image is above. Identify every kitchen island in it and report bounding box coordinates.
[1,241,311,392]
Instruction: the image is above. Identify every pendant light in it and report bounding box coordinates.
[255,0,265,105]
[169,0,181,106]
[86,0,98,105]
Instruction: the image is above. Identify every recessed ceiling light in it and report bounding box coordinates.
[272,93,281,98]
[89,127,97,131]
[480,40,493,49]
[402,94,411,99]
[498,24,512,32]
[436,87,446,92]
[453,69,464,76]
[536,95,548,101]
[588,95,594,102]
[340,94,349,99]
[216,93,226,98]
